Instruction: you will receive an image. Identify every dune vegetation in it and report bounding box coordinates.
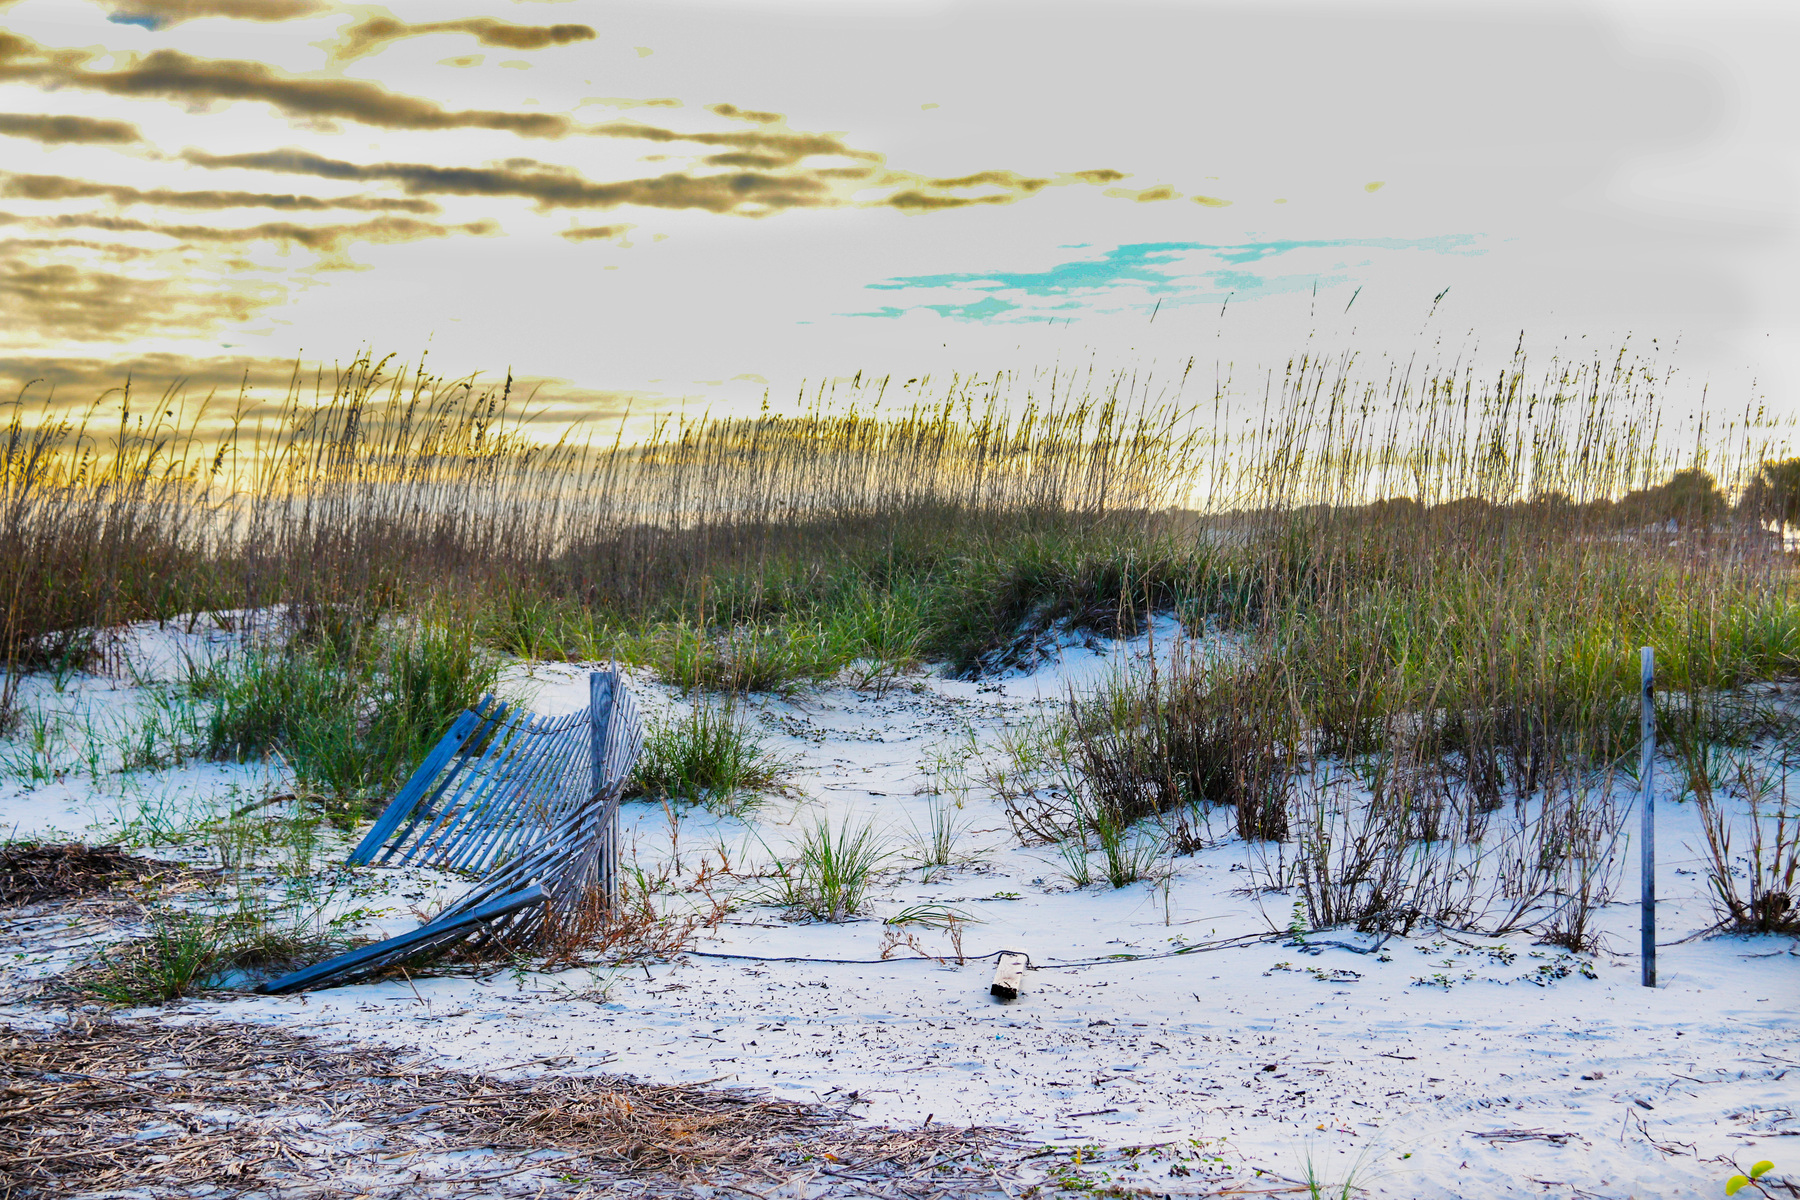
[4,346,1798,951]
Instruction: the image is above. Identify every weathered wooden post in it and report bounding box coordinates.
[1640,646,1656,988]
[591,669,618,904]
[990,952,1028,1001]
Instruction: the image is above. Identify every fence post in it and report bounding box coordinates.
[1640,646,1656,988]
[590,670,617,903]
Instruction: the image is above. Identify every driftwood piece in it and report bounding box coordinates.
[990,951,1028,1000]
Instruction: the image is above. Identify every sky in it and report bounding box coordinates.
[0,0,1794,429]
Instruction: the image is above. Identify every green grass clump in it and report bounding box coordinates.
[764,815,889,922]
[651,619,848,694]
[189,617,508,809]
[79,904,360,1006]
[82,910,225,1005]
[634,698,793,815]
[903,795,975,871]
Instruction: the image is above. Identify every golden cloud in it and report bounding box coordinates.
[0,235,156,260]
[0,34,575,137]
[708,103,783,125]
[560,223,632,242]
[102,0,324,24]
[326,15,598,64]
[0,112,141,144]
[882,190,1015,212]
[0,256,280,340]
[0,351,310,404]
[32,211,498,252]
[1103,184,1178,202]
[0,29,1132,221]
[182,148,847,214]
[0,30,882,167]
[593,119,877,169]
[182,145,1137,218]
[0,351,647,431]
[1,171,440,213]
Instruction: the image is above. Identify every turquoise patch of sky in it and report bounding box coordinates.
[844,235,1484,323]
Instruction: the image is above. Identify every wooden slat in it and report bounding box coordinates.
[469,722,589,872]
[370,703,501,866]
[347,702,491,866]
[437,711,552,872]
[256,884,548,995]
[406,705,536,865]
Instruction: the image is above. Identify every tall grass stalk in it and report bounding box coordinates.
[903,794,976,873]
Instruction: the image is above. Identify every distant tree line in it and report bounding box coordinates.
[1348,458,1800,538]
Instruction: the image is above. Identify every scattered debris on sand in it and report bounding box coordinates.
[0,1014,1020,1199]
[0,842,182,907]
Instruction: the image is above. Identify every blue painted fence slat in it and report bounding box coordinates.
[347,702,491,866]
[256,884,547,995]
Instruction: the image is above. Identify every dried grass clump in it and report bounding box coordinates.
[0,842,179,907]
[1673,710,1800,936]
[533,873,730,968]
[0,1015,1013,1199]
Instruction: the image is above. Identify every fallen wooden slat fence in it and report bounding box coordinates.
[260,667,643,994]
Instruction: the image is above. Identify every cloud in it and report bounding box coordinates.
[882,190,1015,213]
[182,143,1138,220]
[0,112,141,144]
[849,236,1486,322]
[0,351,306,403]
[1103,184,1178,203]
[0,34,575,137]
[0,204,494,343]
[0,351,650,431]
[875,167,1149,213]
[0,255,281,340]
[29,210,497,253]
[0,30,885,165]
[0,235,156,260]
[0,30,1130,223]
[103,0,323,28]
[183,147,848,214]
[1,171,440,213]
[560,223,632,242]
[326,15,598,64]
[708,103,782,125]
[582,95,682,109]
[593,119,876,170]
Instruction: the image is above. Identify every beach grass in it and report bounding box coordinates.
[4,345,1796,939]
